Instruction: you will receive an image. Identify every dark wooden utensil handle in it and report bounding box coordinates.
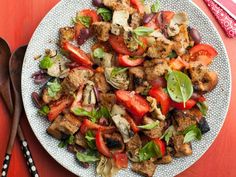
[20,140,39,177]
[1,154,11,177]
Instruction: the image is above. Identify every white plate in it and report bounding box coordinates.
[21,0,232,176]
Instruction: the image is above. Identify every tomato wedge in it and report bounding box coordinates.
[118,54,144,67]
[130,0,145,14]
[153,138,166,156]
[48,98,73,122]
[148,87,171,115]
[113,153,128,169]
[96,129,112,157]
[80,119,116,134]
[125,114,140,133]
[115,90,150,123]
[189,44,218,66]
[109,35,147,57]
[61,42,93,66]
[171,99,196,110]
[80,9,99,23]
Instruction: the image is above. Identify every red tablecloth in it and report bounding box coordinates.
[0,0,236,177]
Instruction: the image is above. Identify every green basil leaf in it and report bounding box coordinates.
[85,131,96,149]
[71,17,78,25]
[111,67,128,78]
[47,79,61,97]
[133,26,155,36]
[73,107,111,123]
[58,135,75,148]
[132,33,144,48]
[93,48,105,59]
[197,101,208,116]
[139,141,162,161]
[138,121,159,130]
[73,108,95,119]
[97,8,112,21]
[76,152,100,163]
[78,16,91,28]
[160,125,174,145]
[183,125,202,143]
[151,0,160,13]
[167,71,193,106]
[58,141,67,148]
[39,56,53,69]
[85,131,95,141]
[38,105,50,116]
[97,106,111,119]
[168,51,177,58]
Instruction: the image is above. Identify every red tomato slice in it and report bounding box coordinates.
[109,35,131,55]
[153,139,166,156]
[171,99,196,110]
[48,98,73,122]
[125,114,140,133]
[148,87,171,115]
[80,9,99,23]
[189,44,218,65]
[96,129,112,157]
[118,54,144,67]
[113,153,128,169]
[61,42,93,66]
[109,35,147,57]
[115,90,150,123]
[130,0,145,14]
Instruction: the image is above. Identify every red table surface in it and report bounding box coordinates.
[0,0,236,177]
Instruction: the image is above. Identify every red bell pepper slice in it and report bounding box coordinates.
[61,42,93,67]
[130,0,145,14]
[113,153,128,169]
[118,54,144,67]
[80,119,116,134]
[153,138,166,156]
[124,114,140,133]
[96,129,112,157]
[149,87,171,115]
[171,99,196,110]
[115,90,150,124]
[48,98,73,122]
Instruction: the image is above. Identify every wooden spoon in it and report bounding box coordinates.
[0,44,39,177]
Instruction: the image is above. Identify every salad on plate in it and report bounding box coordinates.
[31,0,219,176]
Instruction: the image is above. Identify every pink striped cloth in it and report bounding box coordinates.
[203,0,236,38]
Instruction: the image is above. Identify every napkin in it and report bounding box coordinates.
[203,0,236,38]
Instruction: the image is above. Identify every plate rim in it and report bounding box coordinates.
[21,0,232,176]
